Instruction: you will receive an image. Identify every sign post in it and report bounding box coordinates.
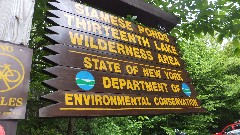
[40,0,205,117]
[0,120,17,135]
[0,0,35,134]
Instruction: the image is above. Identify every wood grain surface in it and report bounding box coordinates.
[44,44,192,82]
[44,66,198,97]
[39,91,205,117]
[47,0,178,42]
[45,26,185,68]
[0,0,35,45]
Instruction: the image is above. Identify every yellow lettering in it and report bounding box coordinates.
[95,95,103,105]
[101,25,111,36]
[125,21,133,31]
[146,51,153,60]
[119,79,126,89]
[64,14,74,27]
[99,60,108,71]
[99,12,110,23]
[103,77,111,88]
[90,9,100,19]
[132,80,140,90]
[90,37,98,49]
[16,98,23,106]
[92,22,102,35]
[163,34,170,42]
[65,93,74,105]
[111,28,120,39]
[164,71,183,81]
[83,57,92,69]
[69,31,84,45]
[110,15,118,26]
[118,17,126,29]
[133,47,141,59]
[75,17,87,30]
[142,68,161,78]
[8,98,16,106]
[116,43,126,55]
[114,63,121,73]
[140,49,147,60]
[108,41,117,53]
[117,96,125,105]
[127,33,137,43]
[112,78,119,89]
[120,30,128,42]
[109,96,117,105]
[142,37,150,47]
[0,45,13,52]
[83,94,91,105]
[75,4,85,15]
[125,45,133,56]
[137,25,144,33]
[125,96,131,105]
[130,97,137,105]
[158,54,180,66]
[74,94,83,105]
[126,80,134,90]
[0,97,8,105]
[98,39,107,50]
[103,95,110,105]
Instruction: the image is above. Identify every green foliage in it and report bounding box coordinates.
[144,0,240,53]
[179,36,240,134]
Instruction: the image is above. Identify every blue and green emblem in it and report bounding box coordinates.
[182,83,191,97]
[76,71,95,91]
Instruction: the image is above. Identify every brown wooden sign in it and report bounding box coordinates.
[46,9,181,58]
[39,91,205,117]
[45,44,191,82]
[48,0,177,42]
[49,0,180,32]
[0,42,33,119]
[46,26,184,68]
[44,66,197,97]
[47,10,178,48]
[40,0,205,117]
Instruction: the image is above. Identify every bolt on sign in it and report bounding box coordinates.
[0,42,33,119]
[40,0,205,117]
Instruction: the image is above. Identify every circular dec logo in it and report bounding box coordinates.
[76,71,95,91]
[182,83,191,97]
[0,125,5,135]
[0,53,24,93]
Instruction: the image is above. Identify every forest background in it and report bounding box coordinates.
[17,0,240,134]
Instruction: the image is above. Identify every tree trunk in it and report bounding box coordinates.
[83,118,92,134]
[0,121,17,135]
[67,118,75,135]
